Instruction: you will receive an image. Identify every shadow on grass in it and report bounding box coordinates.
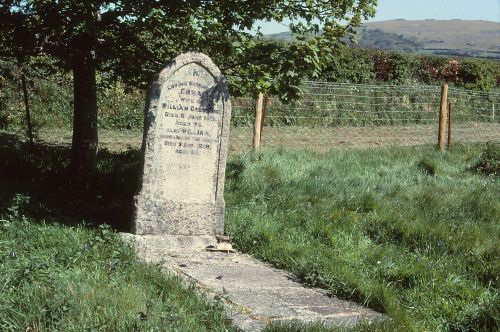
[0,132,140,232]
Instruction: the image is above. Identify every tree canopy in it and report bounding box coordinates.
[0,0,377,176]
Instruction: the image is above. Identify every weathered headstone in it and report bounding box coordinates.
[133,53,231,236]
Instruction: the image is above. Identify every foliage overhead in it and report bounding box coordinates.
[0,0,377,100]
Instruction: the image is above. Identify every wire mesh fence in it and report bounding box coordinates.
[230,82,500,152]
[2,76,498,154]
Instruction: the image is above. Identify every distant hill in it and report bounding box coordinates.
[266,20,500,59]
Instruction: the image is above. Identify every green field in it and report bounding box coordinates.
[0,130,498,331]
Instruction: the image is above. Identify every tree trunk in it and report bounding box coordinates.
[70,35,98,180]
[21,71,34,149]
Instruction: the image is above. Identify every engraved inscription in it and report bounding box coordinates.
[159,65,219,157]
[154,63,221,202]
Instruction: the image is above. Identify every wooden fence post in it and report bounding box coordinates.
[438,84,448,151]
[253,92,264,154]
[447,102,452,149]
[260,94,268,134]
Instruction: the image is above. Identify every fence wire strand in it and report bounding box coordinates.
[230,82,500,152]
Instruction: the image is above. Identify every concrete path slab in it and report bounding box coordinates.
[121,234,384,331]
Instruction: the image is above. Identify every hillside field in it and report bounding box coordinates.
[268,19,500,59]
[362,20,500,59]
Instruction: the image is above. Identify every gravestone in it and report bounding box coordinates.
[133,53,231,236]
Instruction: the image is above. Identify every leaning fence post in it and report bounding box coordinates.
[253,92,264,154]
[438,83,448,151]
[447,102,452,149]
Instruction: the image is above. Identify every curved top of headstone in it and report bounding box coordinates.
[157,52,224,86]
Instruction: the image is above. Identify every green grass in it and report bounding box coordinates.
[0,213,234,331]
[263,320,395,332]
[0,131,140,232]
[225,143,500,331]
[0,133,235,331]
[1,130,499,331]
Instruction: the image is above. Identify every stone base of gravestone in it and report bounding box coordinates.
[133,199,224,235]
[120,233,217,254]
[133,52,231,236]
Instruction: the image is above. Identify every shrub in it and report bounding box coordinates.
[322,47,375,84]
[470,142,500,177]
[459,59,498,91]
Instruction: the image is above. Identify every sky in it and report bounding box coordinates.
[256,0,500,34]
